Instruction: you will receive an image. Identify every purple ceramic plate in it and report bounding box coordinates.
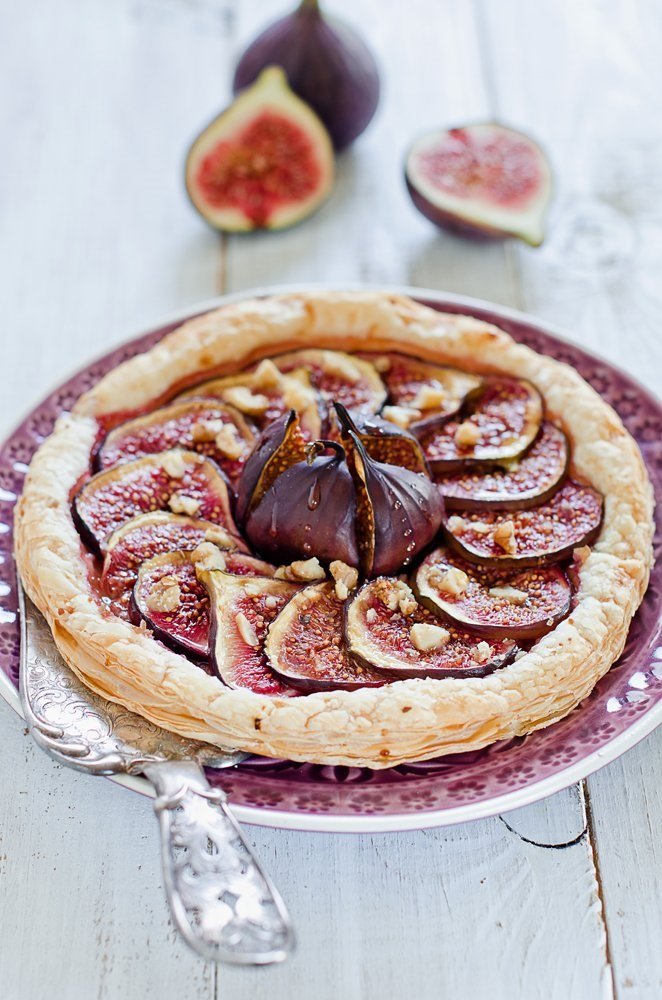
[1,286,660,832]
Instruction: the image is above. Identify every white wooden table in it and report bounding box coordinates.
[1,1,661,997]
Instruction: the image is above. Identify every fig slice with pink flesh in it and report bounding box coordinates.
[268,349,386,419]
[198,570,300,696]
[443,479,603,568]
[420,377,543,472]
[72,450,240,555]
[96,399,255,485]
[363,353,481,432]
[132,548,275,657]
[438,421,569,510]
[185,67,334,232]
[345,578,517,679]
[176,364,322,440]
[413,545,572,640]
[266,582,385,691]
[101,511,250,613]
[405,123,552,246]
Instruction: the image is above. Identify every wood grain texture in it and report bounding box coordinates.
[0,0,659,997]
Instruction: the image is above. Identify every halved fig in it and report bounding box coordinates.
[413,546,572,640]
[420,377,543,472]
[185,66,334,232]
[266,582,384,691]
[405,123,553,246]
[199,570,299,696]
[334,402,428,474]
[439,421,569,510]
[364,353,481,431]
[235,410,307,523]
[72,450,240,554]
[96,399,255,485]
[132,549,274,656]
[345,578,517,679]
[269,349,386,418]
[443,480,604,568]
[177,363,322,440]
[101,511,249,611]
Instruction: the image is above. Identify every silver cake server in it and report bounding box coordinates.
[17,582,295,965]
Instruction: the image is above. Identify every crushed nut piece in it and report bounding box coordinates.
[447,515,467,534]
[366,607,378,624]
[275,557,326,582]
[470,521,493,535]
[472,641,491,664]
[281,371,315,412]
[382,404,421,429]
[454,421,481,448]
[161,450,190,479]
[236,611,259,647]
[573,545,591,565]
[329,560,359,600]
[204,526,237,549]
[410,622,451,652]
[222,386,270,415]
[322,352,361,383]
[191,419,225,443]
[168,492,201,516]
[214,423,244,459]
[410,384,446,411]
[190,542,227,572]
[264,595,279,610]
[372,355,391,373]
[252,358,283,390]
[430,565,469,597]
[493,520,517,554]
[488,585,528,605]
[146,577,181,614]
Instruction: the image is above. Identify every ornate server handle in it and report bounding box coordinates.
[144,760,294,965]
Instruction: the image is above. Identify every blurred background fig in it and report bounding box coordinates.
[185,66,334,232]
[405,123,552,246]
[233,0,380,151]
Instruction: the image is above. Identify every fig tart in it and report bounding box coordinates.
[14,292,654,768]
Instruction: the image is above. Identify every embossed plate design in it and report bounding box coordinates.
[1,286,660,832]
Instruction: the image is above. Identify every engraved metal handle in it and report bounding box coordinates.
[144,760,294,965]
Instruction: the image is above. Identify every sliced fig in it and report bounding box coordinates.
[177,363,322,440]
[364,353,481,431]
[405,123,553,246]
[132,548,275,656]
[235,410,307,523]
[443,480,604,568]
[96,400,255,485]
[413,546,572,640]
[420,377,543,472]
[334,402,428,474]
[439,421,569,510]
[199,570,299,696]
[266,582,384,691]
[269,349,386,418]
[101,511,249,612]
[345,578,517,679]
[245,440,360,568]
[347,431,443,576]
[185,66,334,232]
[72,451,240,555]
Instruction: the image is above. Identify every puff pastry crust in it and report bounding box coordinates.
[14,292,655,767]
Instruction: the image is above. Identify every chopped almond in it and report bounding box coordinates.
[190,542,227,572]
[488,585,528,605]
[454,421,481,448]
[431,565,469,597]
[161,450,190,480]
[222,386,270,415]
[236,611,259,647]
[382,404,421,429]
[472,641,491,664]
[275,557,326,582]
[329,560,359,600]
[410,384,446,411]
[168,492,201,517]
[493,520,517,554]
[410,622,451,652]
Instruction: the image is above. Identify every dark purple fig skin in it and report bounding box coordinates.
[235,411,307,524]
[334,402,429,474]
[438,421,569,511]
[347,431,444,577]
[266,582,384,691]
[245,442,360,567]
[442,479,604,568]
[233,0,380,151]
[413,545,572,641]
[345,578,518,679]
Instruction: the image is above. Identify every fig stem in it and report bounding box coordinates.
[298,0,321,11]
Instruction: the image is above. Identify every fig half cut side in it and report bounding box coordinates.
[420,377,543,473]
[234,410,308,524]
[72,451,240,555]
[266,582,385,691]
[405,123,553,246]
[334,402,429,474]
[199,570,299,697]
[96,399,255,486]
[413,546,572,640]
[101,511,248,610]
[345,578,517,679]
[186,66,334,232]
[438,421,569,510]
[443,479,604,568]
[269,349,387,419]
